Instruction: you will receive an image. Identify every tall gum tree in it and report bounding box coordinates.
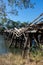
[0,0,34,24]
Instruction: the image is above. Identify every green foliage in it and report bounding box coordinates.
[0,26,5,31]
[0,0,35,25]
[1,18,7,24]
[0,0,34,16]
[20,22,28,27]
[6,19,29,29]
[30,44,43,57]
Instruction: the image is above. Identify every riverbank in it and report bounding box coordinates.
[0,35,43,65]
[0,48,43,65]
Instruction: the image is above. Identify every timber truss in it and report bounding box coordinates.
[1,13,43,57]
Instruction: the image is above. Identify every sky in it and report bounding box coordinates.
[3,0,43,23]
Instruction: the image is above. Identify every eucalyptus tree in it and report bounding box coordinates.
[0,0,34,24]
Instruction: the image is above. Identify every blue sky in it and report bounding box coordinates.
[6,0,43,23]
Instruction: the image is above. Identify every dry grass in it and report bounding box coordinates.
[0,44,43,65]
[0,53,23,65]
[0,51,43,65]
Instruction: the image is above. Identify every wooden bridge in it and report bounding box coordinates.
[1,13,43,56]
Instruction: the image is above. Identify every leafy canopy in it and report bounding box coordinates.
[0,0,34,24]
